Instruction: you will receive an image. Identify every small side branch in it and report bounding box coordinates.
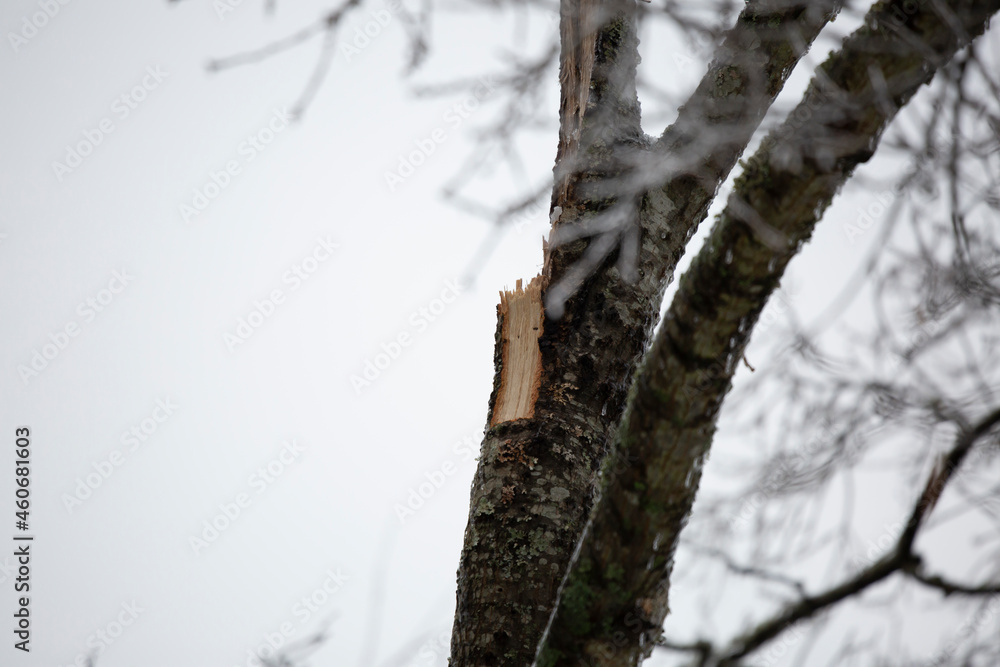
[713,405,1000,665]
[902,564,1000,597]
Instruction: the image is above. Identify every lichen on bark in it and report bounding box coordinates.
[450,1,850,665]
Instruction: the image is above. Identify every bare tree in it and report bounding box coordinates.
[445,1,1000,664]
[196,0,1000,664]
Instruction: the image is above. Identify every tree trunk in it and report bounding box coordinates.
[534,1,1000,665]
[449,2,845,664]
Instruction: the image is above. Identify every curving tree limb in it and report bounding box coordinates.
[449,2,845,664]
[532,2,1000,665]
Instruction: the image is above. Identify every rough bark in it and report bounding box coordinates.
[533,1,1000,665]
[450,2,844,664]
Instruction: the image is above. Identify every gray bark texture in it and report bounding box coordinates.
[449,0,1000,666]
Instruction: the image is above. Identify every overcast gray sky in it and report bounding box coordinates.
[3,1,997,666]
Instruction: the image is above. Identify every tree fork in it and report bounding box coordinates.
[451,1,845,664]
[535,1,1000,664]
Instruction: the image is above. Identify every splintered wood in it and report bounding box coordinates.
[491,276,544,426]
[554,0,598,207]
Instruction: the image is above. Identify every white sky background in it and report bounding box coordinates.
[1,1,997,666]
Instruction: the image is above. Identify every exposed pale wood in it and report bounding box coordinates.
[553,0,598,210]
[451,0,860,663]
[491,276,544,426]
